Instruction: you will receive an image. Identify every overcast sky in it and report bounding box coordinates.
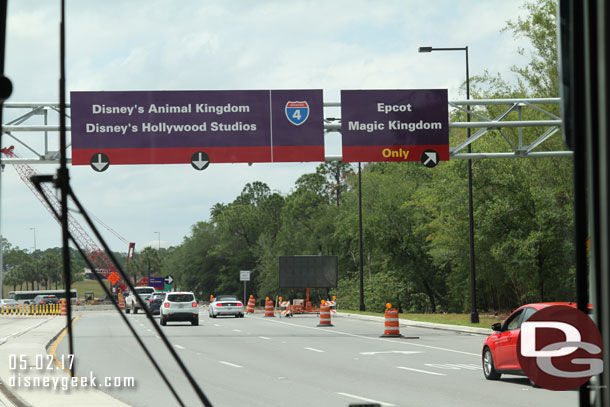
[1,0,533,253]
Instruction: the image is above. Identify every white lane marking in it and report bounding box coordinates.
[174,345,185,350]
[360,350,423,355]
[259,336,271,340]
[155,335,161,339]
[147,329,152,332]
[337,392,395,407]
[425,363,482,370]
[219,361,243,368]
[213,324,220,327]
[305,347,324,353]
[397,366,446,376]
[233,329,242,333]
[255,316,479,356]
[0,318,52,344]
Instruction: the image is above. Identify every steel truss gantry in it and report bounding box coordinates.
[0,97,566,165]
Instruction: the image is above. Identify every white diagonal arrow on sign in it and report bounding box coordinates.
[92,154,109,171]
[423,151,437,166]
[192,152,209,170]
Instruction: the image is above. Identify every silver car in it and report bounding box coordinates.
[208,295,244,318]
[0,299,18,311]
[160,292,199,326]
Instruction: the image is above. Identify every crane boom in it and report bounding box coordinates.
[2,146,133,290]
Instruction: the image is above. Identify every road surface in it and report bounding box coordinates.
[54,311,578,407]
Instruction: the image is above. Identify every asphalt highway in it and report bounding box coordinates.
[54,310,578,407]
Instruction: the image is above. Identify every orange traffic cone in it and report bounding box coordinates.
[380,303,401,337]
[264,297,274,317]
[317,301,333,327]
[246,295,256,314]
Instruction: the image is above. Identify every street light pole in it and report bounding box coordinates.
[154,232,160,285]
[358,162,365,311]
[419,46,479,323]
[30,227,36,252]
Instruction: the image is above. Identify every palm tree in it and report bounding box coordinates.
[138,247,160,284]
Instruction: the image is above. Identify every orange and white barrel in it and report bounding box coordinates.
[317,301,333,327]
[119,295,126,311]
[246,295,256,314]
[381,304,401,337]
[61,300,67,317]
[264,299,274,317]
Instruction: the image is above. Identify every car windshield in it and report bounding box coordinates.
[1,1,593,406]
[167,294,194,302]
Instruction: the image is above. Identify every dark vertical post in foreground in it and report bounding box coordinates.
[58,0,75,373]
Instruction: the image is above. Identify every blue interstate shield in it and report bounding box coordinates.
[285,101,310,126]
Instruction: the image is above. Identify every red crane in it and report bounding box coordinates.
[1,145,135,293]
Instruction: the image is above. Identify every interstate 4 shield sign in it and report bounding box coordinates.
[285,101,309,126]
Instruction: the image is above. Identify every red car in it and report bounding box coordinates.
[482,302,583,380]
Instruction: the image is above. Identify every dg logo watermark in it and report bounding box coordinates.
[517,305,603,391]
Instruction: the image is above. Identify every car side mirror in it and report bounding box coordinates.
[491,322,502,331]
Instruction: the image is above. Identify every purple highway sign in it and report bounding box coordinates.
[71,90,324,166]
[341,89,449,162]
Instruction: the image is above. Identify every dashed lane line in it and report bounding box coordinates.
[396,366,447,376]
[259,336,271,340]
[337,392,395,407]
[174,344,185,350]
[218,361,243,368]
[254,316,479,356]
[305,347,325,353]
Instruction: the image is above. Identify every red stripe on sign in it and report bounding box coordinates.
[286,102,308,108]
[72,147,271,165]
[272,145,325,162]
[342,145,449,162]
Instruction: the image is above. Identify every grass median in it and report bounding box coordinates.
[338,309,508,328]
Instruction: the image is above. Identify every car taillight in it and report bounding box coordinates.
[192,302,197,308]
[164,303,169,308]
[237,303,243,307]
[149,299,153,304]
[216,303,223,307]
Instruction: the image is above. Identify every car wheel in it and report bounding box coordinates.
[483,348,501,380]
[192,316,199,326]
[160,315,166,326]
[126,307,131,314]
[234,314,239,318]
[133,306,138,314]
[239,313,244,318]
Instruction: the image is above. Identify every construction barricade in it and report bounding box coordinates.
[317,301,333,327]
[279,298,291,317]
[0,303,61,316]
[380,303,402,337]
[246,295,256,314]
[264,297,275,317]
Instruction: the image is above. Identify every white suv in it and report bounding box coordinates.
[160,292,199,326]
